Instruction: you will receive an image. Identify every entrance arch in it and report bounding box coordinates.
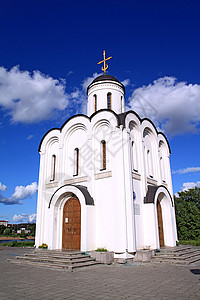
[144,185,177,248]
[157,200,164,247]
[62,197,81,250]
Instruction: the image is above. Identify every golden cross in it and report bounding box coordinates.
[98,50,112,75]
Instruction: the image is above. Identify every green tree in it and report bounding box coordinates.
[0,225,6,235]
[20,230,27,238]
[175,187,200,240]
[3,227,12,235]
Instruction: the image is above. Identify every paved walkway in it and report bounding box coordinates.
[0,247,200,300]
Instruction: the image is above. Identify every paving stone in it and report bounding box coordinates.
[0,246,200,299]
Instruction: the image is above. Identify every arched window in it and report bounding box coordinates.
[107,93,112,110]
[50,155,56,181]
[94,94,97,112]
[74,148,79,176]
[101,140,106,170]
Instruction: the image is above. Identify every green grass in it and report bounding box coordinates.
[1,241,35,247]
[179,240,200,246]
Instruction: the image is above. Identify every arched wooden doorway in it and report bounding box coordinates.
[157,200,164,247]
[62,197,81,250]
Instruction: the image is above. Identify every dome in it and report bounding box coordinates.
[92,74,121,84]
[87,74,125,94]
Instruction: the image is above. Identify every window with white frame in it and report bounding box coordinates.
[94,94,97,112]
[147,149,153,178]
[100,140,106,170]
[107,93,112,110]
[131,141,138,172]
[74,148,79,176]
[50,154,56,181]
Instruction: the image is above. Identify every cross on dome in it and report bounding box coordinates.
[98,50,112,74]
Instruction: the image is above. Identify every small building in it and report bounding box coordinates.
[0,220,8,227]
[17,228,31,234]
[36,53,177,258]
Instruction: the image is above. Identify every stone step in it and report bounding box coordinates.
[15,255,95,264]
[7,258,99,271]
[34,250,84,256]
[7,250,101,270]
[157,246,192,254]
[152,246,200,265]
[155,250,200,259]
[152,258,189,265]
[171,249,199,256]
[25,253,91,260]
[152,255,200,265]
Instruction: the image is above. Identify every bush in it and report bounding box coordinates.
[95,248,108,252]
[20,230,27,238]
[0,225,6,235]
[179,240,200,247]
[3,228,12,235]
[2,241,35,247]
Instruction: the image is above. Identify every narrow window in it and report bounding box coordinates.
[131,141,138,172]
[94,94,97,112]
[50,155,56,181]
[74,148,79,176]
[101,140,106,170]
[121,96,123,113]
[107,92,112,110]
[147,149,153,178]
[160,157,166,182]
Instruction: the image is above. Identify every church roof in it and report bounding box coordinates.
[92,74,121,84]
[38,110,171,154]
[87,74,125,93]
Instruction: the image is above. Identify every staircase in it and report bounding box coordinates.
[151,245,200,265]
[7,249,100,271]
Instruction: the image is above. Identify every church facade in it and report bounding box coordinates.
[35,64,177,257]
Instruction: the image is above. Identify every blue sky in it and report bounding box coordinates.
[0,0,200,223]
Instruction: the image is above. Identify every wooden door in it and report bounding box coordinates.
[62,197,81,250]
[157,200,164,247]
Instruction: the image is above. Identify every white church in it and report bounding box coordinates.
[35,52,177,258]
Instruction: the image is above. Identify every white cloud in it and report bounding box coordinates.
[27,134,33,140]
[121,79,130,87]
[11,182,38,200]
[173,167,200,174]
[127,77,200,135]
[67,71,73,76]
[81,72,102,91]
[28,213,36,223]
[0,182,7,191]
[0,182,38,205]
[0,66,69,123]
[66,73,103,116]
[175,181,200,195]
[181,181,200,192]
[13,213,36,223]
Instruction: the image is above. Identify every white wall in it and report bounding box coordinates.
[87,81,125,116]
[36,95,177,253]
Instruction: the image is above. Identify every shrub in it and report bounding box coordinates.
[38,243,48,249]
[2,241,35,247]
[3,228,12,235]
[179,240,200,247]
[95,248,108,252]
